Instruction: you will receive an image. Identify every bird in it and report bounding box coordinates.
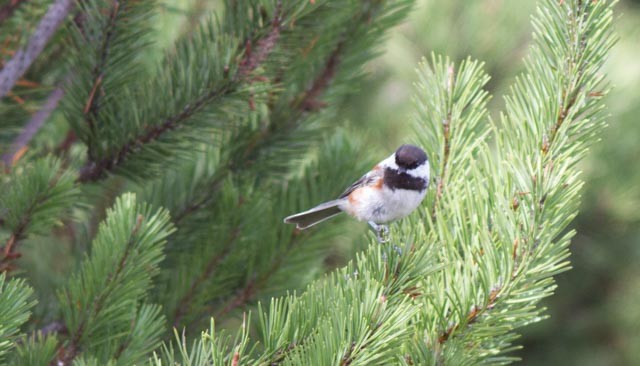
[283,144,430,242]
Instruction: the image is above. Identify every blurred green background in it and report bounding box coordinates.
[155,0,640,363]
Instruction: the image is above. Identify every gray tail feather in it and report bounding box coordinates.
[283,199,344,229]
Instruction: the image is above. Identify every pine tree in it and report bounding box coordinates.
[0,0,617,365]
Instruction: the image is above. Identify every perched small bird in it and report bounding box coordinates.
[284,144,429,242]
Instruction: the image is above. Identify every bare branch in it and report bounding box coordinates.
[0,0,74,98]
[2,86,64,167]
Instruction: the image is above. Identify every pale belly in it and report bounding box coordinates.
[339,186,426,224]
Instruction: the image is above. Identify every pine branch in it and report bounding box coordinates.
[0,157,77,273]
[11,331,59,366]
[83,0,125,159]
[157,134,374,336]
[339,321,384,366]
[432,64,454,219]
[1,215,29,272]
[171,28,349,223]
[56,194,174,365]
[57,214,145,364]
[0,0,73,98]
[112,304,164,364]
[76,6,283,183]
[78,85,237,182]
[412,1,617,363]
[252,239,437,365]
[437,286,501,344]
[0,274,36,364]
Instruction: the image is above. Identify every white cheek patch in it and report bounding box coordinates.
[381,154,430,181]
[409,161,430,180]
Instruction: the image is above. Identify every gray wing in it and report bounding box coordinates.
[338,167,383,199]
[283,167,383,230]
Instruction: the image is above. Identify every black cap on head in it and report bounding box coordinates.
[395,144,428,170]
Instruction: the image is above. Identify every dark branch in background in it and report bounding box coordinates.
[169,11,361,325]
[83,0,124,160]
[54,130,77,155]
[240,1,385,167]
[171,226,240,328]
[0,0,29,24]
[237,6,281,79]
[0,0,74,98]
[77,83,231,182]
[297,39,344,112]
[212,230,305,320]
[76,6,282,183]
[1,86,64,168]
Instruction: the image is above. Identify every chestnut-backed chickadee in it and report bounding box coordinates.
[284,144,429,242]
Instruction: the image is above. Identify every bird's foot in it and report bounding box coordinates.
[368,221,390,243]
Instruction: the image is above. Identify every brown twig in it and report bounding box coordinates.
[339,320,384,366]
[438,286,501,344]
[237,2,281,79]
[431,65,455,220]
[0,0,74,99]
[1,86,64,168]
